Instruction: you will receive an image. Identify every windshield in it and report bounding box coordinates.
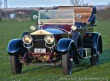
[38,9,75,25]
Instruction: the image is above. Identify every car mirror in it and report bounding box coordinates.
[33,15,38,20]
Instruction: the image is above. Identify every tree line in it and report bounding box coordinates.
[97,7,110,20]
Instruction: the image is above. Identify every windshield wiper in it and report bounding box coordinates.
[43,10,48,14]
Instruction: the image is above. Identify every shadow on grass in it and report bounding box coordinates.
[22,64,61,74]
[73,49,110,73]
[22,66,43,74]
[22,50,110,74]
[72,61,91,73]
[96,49,110,65]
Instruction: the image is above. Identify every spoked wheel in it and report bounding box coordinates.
[73,47,82,64]
[90,54,99,65]
[10,54,22,74]
[62,46,73,75]
[90,46,100,65]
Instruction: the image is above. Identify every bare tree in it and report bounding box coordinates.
[70,0,84,6]
[0,0,2,8]
[83,2,89,6]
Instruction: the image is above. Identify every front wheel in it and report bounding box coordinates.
[62,46,73,75]
[10,55,22,74]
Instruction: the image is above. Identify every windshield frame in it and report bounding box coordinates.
[38,9,75,25]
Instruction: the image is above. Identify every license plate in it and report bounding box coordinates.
[34,48,46,53]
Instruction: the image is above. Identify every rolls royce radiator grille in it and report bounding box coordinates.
[31,35,50,53]
[32,35,45,39]
[33,40,45,48]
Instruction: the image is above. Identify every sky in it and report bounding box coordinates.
[1,0,110,8]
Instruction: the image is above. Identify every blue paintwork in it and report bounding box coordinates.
[75,22,85,28]
[57,38,74,53]
[83,32,102,54]
[88,6,96,23]
[92,32,102,54]
[22,32,30,38]
[7,39,22,55]
[42,24,71,32]
[45,29,64,34]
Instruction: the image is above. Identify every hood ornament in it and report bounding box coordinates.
[39,22,43,30]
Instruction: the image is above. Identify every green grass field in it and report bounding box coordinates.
[0,20,110,81]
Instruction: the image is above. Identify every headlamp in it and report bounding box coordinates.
[44,35,55,44]
[22,35,33,44]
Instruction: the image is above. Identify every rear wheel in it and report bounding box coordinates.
[90,48,99,65]
[10,55,22,74]
[62,46,73,75]
[90,54,99,65]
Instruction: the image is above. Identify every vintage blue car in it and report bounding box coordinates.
[7,6,102,75]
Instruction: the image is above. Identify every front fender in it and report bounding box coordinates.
[7,39,22,55]
[57,38,75,54]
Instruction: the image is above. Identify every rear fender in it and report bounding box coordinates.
[57,38,77,54]
[7,39,23,55]
[83,32,102,54]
